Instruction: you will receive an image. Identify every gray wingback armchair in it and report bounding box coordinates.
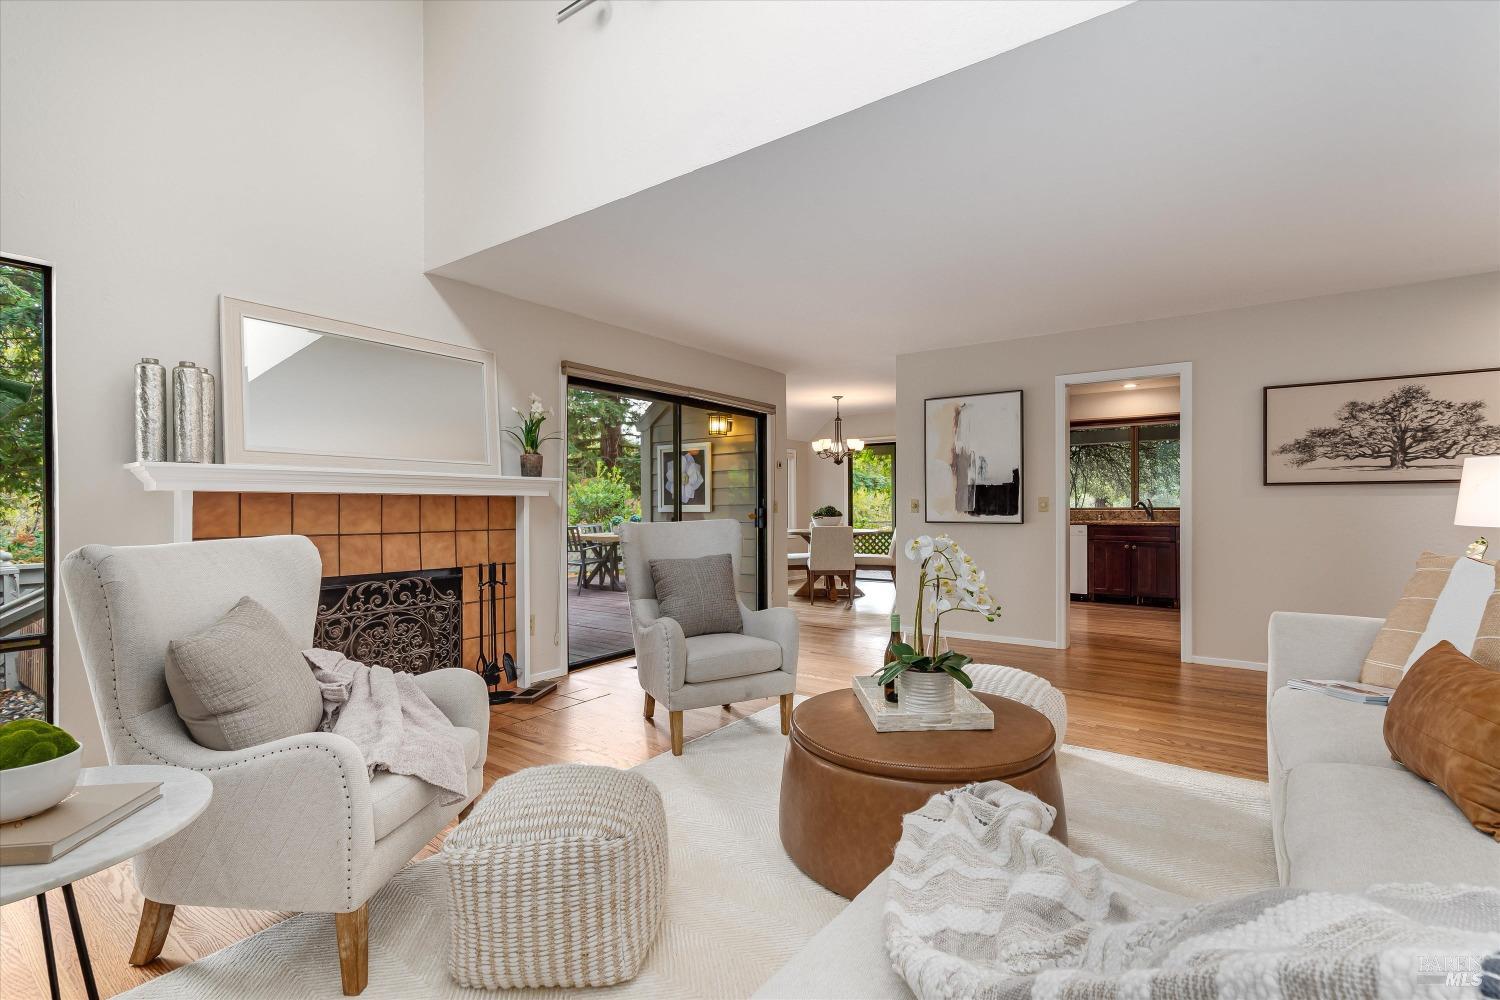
[620,519,799,755]
[62,535,488,995]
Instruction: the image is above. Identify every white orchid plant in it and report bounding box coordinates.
[878,534,1001,690]
[504,394,560,454]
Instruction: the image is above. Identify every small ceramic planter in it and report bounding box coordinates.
[0,747,82,822]
[810,515,844,527]
[895,671,955,714]
[519,453,544,478]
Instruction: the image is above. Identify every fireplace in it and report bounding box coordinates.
[315,568,462,674]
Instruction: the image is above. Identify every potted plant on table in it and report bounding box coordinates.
[877,534,1001,713]
[811,505,844,527]
[506,394,560,477]
[0,719,82,822]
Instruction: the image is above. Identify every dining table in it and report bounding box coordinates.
[577,530,623,590]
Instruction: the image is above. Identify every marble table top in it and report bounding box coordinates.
[1,764,212,904]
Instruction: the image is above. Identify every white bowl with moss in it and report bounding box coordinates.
[0,720,83,823]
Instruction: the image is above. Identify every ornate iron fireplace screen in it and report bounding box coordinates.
[314,569,462,674]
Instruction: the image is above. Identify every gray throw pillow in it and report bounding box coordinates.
[649,553,743,638]
[164,595,324,751]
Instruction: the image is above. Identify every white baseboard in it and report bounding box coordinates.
[921,627,1062,650]
[1187,655,1267,672]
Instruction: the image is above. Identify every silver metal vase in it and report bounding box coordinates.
[172,361,203,463]
[198,369,216,464]
[133,358,167,462]
[895,670,956,714]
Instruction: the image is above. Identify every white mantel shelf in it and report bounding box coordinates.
[124,461,560,498]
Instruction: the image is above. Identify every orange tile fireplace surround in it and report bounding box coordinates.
[192,491,518,675]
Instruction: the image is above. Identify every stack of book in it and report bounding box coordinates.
[0,782,161,866]
[1287,678,1394,705]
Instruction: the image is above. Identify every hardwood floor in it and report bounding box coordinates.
[0,583,1265,998]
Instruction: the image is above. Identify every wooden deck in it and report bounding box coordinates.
[567,580,632,665]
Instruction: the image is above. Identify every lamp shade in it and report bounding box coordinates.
[1455,456,1500,528]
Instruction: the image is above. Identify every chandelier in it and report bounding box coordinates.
[812,395,864,465]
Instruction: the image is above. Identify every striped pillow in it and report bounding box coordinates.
[1360,552,1498,687]
[1473,588,1500,670]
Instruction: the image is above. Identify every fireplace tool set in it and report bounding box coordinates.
[478,561,556,704]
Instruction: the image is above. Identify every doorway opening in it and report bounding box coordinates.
[1055,364,1192,660]
[564,375,769,668]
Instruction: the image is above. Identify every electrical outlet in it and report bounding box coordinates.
[909,498,921,513]
[1038,496,1050,512]
[529,614,536,636]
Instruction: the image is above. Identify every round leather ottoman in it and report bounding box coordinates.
[778,689,1066,899]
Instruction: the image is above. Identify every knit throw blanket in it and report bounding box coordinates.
[303,648,470,806]
[883,782,1500,1000]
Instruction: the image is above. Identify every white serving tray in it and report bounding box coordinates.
[852,675,995,732]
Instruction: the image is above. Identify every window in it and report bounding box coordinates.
[0,257,53,723]
[848,442,895,529]
[1069,419,1179,509]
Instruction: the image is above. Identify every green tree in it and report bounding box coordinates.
[567,389,648,492]
[850,447,894,528]
[567,463,641,525]
[0,264,45,560]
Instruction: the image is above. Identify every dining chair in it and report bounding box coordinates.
[808,526,856,607]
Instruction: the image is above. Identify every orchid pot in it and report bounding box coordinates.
[877,533,1002,709]
[895,670,956,714]
[506,393,558,479]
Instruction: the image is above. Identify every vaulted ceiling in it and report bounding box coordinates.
[432,0,1500,438]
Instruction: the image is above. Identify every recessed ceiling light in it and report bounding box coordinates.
[1122,382,1138,389]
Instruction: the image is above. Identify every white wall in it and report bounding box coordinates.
[896,273,1500,664]
[422,0,1130,267]
[0,0,787,762]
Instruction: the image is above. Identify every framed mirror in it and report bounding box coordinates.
[220,297,500,474]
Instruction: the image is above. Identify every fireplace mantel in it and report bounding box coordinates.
[124,461,559,498]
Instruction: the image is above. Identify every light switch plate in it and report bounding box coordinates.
[1038,496,1051,512]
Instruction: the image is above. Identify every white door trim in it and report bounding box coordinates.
[1053,362,1193,661]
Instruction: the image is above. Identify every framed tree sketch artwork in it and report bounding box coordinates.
[1264,368,1500,484]
[655,441,713,512]
[925,390,1023,523]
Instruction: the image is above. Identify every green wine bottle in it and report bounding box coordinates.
[884,613,901,703]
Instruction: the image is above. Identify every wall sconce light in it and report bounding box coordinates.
[706,412,734,437]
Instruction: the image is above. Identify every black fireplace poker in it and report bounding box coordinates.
[479,561,556,705]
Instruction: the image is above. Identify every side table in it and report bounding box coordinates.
[1,765,212,1000]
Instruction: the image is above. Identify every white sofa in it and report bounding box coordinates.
[1265,611,1499,890]
[759,612,1500,998]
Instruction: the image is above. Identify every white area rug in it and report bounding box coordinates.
[121,707,1276,999]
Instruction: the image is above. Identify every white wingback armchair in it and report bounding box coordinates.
[61,535,488,995]
[620,519,799,755]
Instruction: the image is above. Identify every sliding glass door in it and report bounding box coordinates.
[0,257,53,723]
[566,377,767,668]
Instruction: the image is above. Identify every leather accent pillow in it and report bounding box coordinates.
[649,554,743,638]
[1383,640,1500,840]
[1360,552,1496,687]
[165,595,324,751]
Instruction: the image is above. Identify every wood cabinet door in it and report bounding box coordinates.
[1132,541,1179,601]
[1088,539,1134,598]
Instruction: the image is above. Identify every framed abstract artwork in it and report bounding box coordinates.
[1264,368,1500,484]
[655,440,713,512]
[924,390,1023,523]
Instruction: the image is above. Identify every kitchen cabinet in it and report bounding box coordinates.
[1086,523,1179,605]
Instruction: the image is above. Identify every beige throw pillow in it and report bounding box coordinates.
[1361,552,1498,687]
[649,554,743,638]
[165,596,324,751]
[1473,587,1500,670]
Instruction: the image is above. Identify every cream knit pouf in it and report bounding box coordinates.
[966,664,1068,748]
[442,763,668,989]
